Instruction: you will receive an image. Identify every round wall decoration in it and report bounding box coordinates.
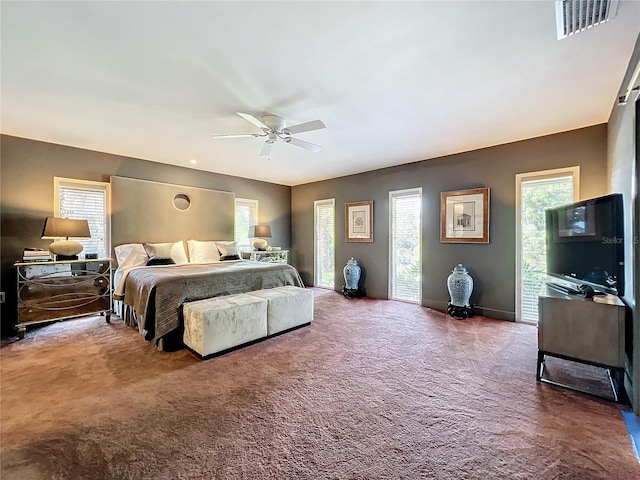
[173,193,191,211]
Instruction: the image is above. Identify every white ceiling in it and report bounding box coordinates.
[2,1,639,186]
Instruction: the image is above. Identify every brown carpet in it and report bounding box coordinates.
[1,288,638,479]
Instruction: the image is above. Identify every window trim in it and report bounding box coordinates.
[314,198,335,289]
[388,187,422,303]
[515,167,580,323]
[54,177,111,258]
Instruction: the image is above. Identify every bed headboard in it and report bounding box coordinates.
[110,176,235,257]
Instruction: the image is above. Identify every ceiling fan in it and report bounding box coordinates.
[212,112,326,157]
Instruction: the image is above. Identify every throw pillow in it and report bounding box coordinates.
[215,241,239,260]
[143,242,174,260]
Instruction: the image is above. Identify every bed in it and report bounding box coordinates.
[109,175,303,350]
[115,260,304,348]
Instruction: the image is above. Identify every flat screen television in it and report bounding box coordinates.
[545,193,624,296]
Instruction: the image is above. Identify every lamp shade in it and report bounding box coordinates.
[41,217,91,259]
[248,225,272,238]
[42,217,91,239]
[248,224,272,251]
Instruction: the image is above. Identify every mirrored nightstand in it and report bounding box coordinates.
[15,258,112,339]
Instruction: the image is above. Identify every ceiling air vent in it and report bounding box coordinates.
[555,0,619,39]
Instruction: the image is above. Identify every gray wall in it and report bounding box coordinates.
[607,33,639,411]
[292,125,609,320]
[0,134,291,330]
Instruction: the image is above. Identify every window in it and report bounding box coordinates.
[235,198,258,251]
[516,167,579,323]
[389,188,422,303]
[314,199,335,288]
[54,177,110,259]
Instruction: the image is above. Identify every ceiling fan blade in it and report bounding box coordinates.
[285,136,322,153]
[237,112,269,130]
[211,133,261,139]
[259,140,274,157]
[283,120,326,135]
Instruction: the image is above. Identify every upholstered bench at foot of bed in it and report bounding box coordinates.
[247,286,314,335]
[183,294,267,357]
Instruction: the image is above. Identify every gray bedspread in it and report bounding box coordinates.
[123,261,304,344]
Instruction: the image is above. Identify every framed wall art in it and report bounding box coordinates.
[440,187,490,243]
[346,201,373,242]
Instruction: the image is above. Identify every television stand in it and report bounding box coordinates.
[537,286,626,402]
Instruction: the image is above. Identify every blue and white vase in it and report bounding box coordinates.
[343,257,361,291]
[447,264,473,308]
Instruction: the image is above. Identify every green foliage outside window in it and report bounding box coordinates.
[521,178,573,320]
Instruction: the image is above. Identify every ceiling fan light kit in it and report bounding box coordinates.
[213,112,326,156]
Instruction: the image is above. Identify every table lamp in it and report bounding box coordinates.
[41,217,91,260]
[248,225,272,251]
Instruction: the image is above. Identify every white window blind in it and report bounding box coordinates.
[314,199,335,288]
[235,198,258,251]
[389,188,422,303]
[54,177,110,259]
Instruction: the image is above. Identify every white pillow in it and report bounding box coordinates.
[143,241,189,265]
[114,243,148,269]
[171,241,189,265]
[187,239,221,263]
[215,241,240,260]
